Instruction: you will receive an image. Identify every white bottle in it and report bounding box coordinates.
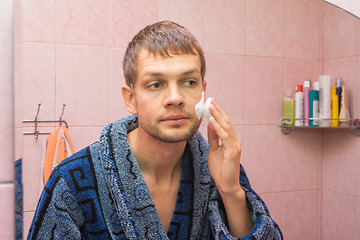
[295,84,304,126]
[319,75,331,127]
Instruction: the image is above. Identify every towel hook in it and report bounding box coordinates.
[59,103,66,126]
[34,103,41,138]
[23,103,70,138]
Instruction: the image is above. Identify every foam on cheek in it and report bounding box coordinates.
[195,91,212,120]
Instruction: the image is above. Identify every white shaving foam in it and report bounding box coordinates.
[195,91,212,120]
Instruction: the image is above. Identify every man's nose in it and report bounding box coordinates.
[163,84,184,107]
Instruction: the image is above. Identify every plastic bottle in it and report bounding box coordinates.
[331,86,339,127]
[339,84,350,127]
[309,81,319,127]
[303,80,311,126]
[295,85,304,126]
[283,88,295,126]
[319,75,331,127]
[336,77,342,114]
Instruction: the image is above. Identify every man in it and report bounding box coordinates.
[28,21,282,239]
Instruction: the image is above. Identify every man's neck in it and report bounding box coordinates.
[128,127,186,183]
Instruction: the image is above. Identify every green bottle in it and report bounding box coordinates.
[283,89,295,126]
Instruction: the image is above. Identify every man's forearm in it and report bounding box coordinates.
[220,187,253,238]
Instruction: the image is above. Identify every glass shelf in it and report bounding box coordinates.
[279,118,360,136]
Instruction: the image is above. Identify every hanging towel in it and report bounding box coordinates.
[40,126,74,189]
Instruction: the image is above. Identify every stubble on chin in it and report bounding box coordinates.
[139,117,201,143]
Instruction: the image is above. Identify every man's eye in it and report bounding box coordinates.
[148,82,162,89]
[183,80,196,87]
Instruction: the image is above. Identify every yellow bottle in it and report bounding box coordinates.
[331,86,339,127]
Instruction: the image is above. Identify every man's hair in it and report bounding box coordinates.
[123,21,206,89]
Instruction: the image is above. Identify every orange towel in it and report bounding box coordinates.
[42,126,74,185]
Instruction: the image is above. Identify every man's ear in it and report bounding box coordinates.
[121,85,137,115]
[203,80,207,92]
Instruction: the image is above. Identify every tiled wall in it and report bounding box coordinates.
[0,0,15,239]
[13,0,360,239]
[322,3,360,240]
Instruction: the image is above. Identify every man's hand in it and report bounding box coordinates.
[207,99,253,238]
[207,100,242,195]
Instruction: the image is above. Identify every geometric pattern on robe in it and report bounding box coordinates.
[27,115,283,240]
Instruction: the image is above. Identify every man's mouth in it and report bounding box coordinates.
[161,115,189,125]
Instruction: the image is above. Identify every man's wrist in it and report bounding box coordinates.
[219,185,246,204]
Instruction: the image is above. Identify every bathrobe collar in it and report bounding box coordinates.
[99,115,211,239]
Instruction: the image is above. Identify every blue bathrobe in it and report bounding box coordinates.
[28,115,282,239]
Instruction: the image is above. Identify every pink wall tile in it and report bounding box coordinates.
[14,128,24,161]
[322,191,355,240]
[283,191,318,240]
[56,45,110,127]
[356,17,360,56]
[284,0,321,59]
[110,48,130,122]
[205,53,245,125]
[243,125,282,193]
[14,0,22,44]
[356,19,360,56]
[284,58,319,92]
[323,130,356,195]
[245,56,283,125]
[0,3,14,182]
[259,193,282,230]
[317,190,323,240]
[112,0,158,48]
[204,0,245,54]
[283,130,321,191]
[0,184,15,240]
[23,211,35,239]
[159,0,203,47]
[246,0,283,57]
[357,197,360,240]
[323,2,357,59]
[0,120,15,181]
[68,127,103,152]
[356,57,360,118]
[14,45,23,128]
[323,57,356,120]
[21,43,56,122]
[58,0,110,46]
[357,137,360,197]
[319,3,324,61]
[21,0,56,42]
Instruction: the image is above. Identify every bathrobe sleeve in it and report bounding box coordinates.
[208,165,283,240]
[27,169,84,240]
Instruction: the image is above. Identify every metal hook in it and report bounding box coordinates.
[34,103,41,139]
[59,103,66,126]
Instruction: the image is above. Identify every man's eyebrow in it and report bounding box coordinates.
[141,69,201,78]
[180,69,201,77]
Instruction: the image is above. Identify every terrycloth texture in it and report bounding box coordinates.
[15,158,23,240]
[28,115,282,240]
[41,126,74,186]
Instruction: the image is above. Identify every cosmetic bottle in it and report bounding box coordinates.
[283,88,295,126]
[336,77,342,114]
[331,86,339,127]
[309,82,319,127]
[319,75,331,127]
[295,85,304,126]
[303,80,310,126]
[339,84,350,127]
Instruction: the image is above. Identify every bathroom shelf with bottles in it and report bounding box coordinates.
[279,118,360,136]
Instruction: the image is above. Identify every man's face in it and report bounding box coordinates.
[130,49,205,143]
